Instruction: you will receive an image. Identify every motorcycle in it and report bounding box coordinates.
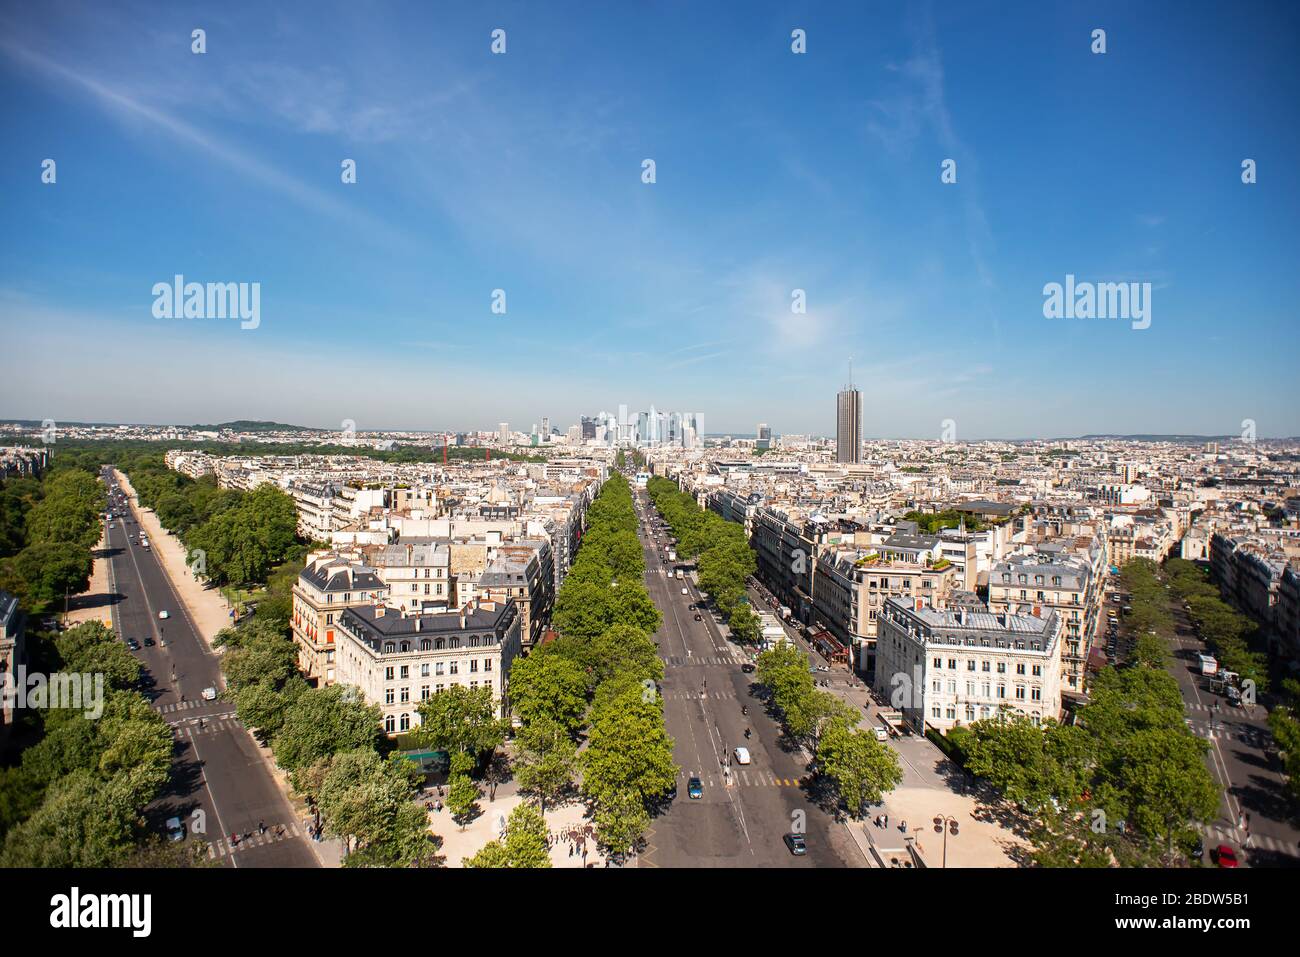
[741,706,748,716]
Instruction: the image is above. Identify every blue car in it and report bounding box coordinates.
[687,777,703,799]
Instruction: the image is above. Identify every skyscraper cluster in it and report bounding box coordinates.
[589,405,704,448]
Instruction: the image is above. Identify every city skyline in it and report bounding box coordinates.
[2,1,1298,436]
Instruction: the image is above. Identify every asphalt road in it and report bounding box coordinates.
[99,468,318,867]
[1156,590,1300,867]
[632,484,865,868]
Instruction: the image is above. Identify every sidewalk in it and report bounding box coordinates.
[64,528,114,630]
[866,786,1028,867]
[432,791,616,868]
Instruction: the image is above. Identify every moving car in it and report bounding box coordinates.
[681,587,688,595]
[144,637,154,647]
[783,833,807,856]
[201,686,217,701]
[741,663,755,673]
[1214,844,1238,868]
[158,610,170,619]
[694,613,702,621]
[874,726,889,742]
[687,776,703,799]
[126,638,140,651]
[166,816,186,842]
[733,747,751,765]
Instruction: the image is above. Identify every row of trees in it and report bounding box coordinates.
[755,642,902,817]
[216,616,437,866]
[645,476,759,637]
[1158,557,1295,802]
[945,560,1221,866]
[1163,557,1269,693]
[0,464,104,609]
[497,473,676,858]
[25,445,307,589]
[0,622,179,866]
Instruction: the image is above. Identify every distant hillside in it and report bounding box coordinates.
[190,420,313,432]
[1074,434,1234,443]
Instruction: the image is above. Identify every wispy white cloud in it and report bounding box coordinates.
[0,35,418,251]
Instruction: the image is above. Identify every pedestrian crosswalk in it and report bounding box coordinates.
[663,690,740,701]
[1198,822,1297,857]
[154,698,215,714]
[1185,700,1250,717]
[1186,724,1263,744]
[678,768,809,789]
[663,655,747,667]
[206,822,301,860]
[171,714,240,738]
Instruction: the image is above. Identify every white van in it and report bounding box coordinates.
[733,747,752,765]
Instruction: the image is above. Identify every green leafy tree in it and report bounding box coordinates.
[446,772,481,828]
[816,718,904,817]
[513,715,578,812]
[464,802,553,868]
[728,604,761,644]
[508,650,588,730]
[414,684,507,759]
[592,788,650,855]
[272,685,384,786]
[317,750,435,867]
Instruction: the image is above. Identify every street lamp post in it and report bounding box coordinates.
[933,815,959,868]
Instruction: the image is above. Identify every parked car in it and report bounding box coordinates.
[783,833,807,856]
[687,776,703,799]
[201,686,217,701]
[681,587,688,595]
[874,726,889,742]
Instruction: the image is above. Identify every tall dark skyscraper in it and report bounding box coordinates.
[836,375,862,464]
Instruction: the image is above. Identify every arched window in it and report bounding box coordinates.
[400,641,410,653]
[384,714,395,733]
[400,713,410,731]
[420,639,431,651]
[383,642,395,653]
[469,636,480,648]
[434,638,445,650]
[450,637,460,649]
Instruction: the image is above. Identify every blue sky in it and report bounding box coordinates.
[1,0,1297,438]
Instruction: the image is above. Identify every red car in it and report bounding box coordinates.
[1214,844,1239,868]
